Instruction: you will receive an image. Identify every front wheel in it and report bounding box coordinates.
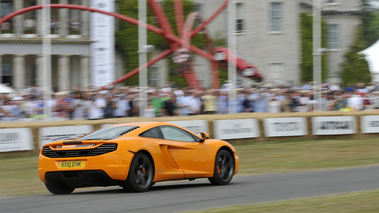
[45,181,74,195]
[122,152,154,192]
[208,149,235,185]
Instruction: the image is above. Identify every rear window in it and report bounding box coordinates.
[78,126,138,140]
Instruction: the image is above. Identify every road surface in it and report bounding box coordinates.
[1,165,379,213]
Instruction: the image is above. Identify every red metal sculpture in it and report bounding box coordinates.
[0,0,262,89]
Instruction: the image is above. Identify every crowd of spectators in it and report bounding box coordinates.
[1,82,379,122]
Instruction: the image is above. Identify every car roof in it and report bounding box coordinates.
[109,122,201,138]
[109,122,175,129]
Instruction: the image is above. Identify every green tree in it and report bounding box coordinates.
[341,25,371,85]
[361,0,379,48]
[300,13,328,82]
[115,0,205,87]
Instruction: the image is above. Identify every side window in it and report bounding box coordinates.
[160,126,198,142]
[140,127,162,139]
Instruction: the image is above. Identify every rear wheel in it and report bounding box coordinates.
[122,152,154,192]
[45,181,74,195]
[208,149,234,185]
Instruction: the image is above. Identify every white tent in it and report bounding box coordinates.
[0,84,15,94]
[360,39,379,82]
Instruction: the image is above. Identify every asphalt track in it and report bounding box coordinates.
[2,165,379,213]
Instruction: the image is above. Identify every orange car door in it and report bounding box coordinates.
[159,126,213,178]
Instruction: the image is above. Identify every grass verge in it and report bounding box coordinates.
[184,190,379,213]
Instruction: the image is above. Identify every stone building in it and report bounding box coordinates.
[0,0,93,92]
[192,0,362,86]
[0,0,363,91]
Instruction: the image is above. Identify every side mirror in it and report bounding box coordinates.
[199,132,209,142]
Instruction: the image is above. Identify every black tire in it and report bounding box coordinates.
[45,181,74,195]
[208,149,235,185]
[122,152,154,192]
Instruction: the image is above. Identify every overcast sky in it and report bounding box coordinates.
[371,1,379,8]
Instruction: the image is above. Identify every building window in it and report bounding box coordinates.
[0,0,13,16]
[269,63,284,83]
[194,4,202,15]
[327,0,337,3]
[0,1,13,33]
[236,2,244,33]
[194,4,202,27]
[270,2,283,32]
[149,66,159,87]
[327,24,339,49]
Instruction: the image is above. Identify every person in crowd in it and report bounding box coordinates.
[280,92,292,112]
[333,92,348,111]
[202,89,218,114]
[9,97,24,119]
[347,91,363,111]
[236,89,246,113]
[103,94,117,119]
[267,96,281,113]
[127,93,135,117]
[54,92,71,118]
[144,100,156,118]
[190,91,203,115]
[217,90,228,114]
[298,92,310,112]
[162,94,177,116]
[250,89,268,113]
[361,92,373,110]
[149,91,167,117]
[4,81,379,122]
[84,93,105,120]
[176,90,191,116]
[70,92,87,120]
[113,94,129,118]
[1,98,22,120]
[290,92,301,112]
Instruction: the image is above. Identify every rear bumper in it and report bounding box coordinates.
[45,170,120,188]
[38,151,134,184]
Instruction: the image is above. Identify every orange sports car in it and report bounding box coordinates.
[38,122,239,194]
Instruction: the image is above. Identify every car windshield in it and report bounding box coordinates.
[77,126,138,140]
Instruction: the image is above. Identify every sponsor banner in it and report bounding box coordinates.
[264,117,307,137]
[214,119,259,140]
[312,116,356,135]
[361,115,379,133]
[0,128,33,152]
[39,125,93,149]
[168,120,209,136]
[91,0,115,87]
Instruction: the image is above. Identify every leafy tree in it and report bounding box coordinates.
[115,0,205,87]
[300,13,328,82]
[361,0,379,48]
[341,25,371,85]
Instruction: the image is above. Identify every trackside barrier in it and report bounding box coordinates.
[1,110,379,154]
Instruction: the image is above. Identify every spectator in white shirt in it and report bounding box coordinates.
[347,93,363,111]
[84,93,106,120]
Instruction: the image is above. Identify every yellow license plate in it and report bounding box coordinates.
[58,161,85,169]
